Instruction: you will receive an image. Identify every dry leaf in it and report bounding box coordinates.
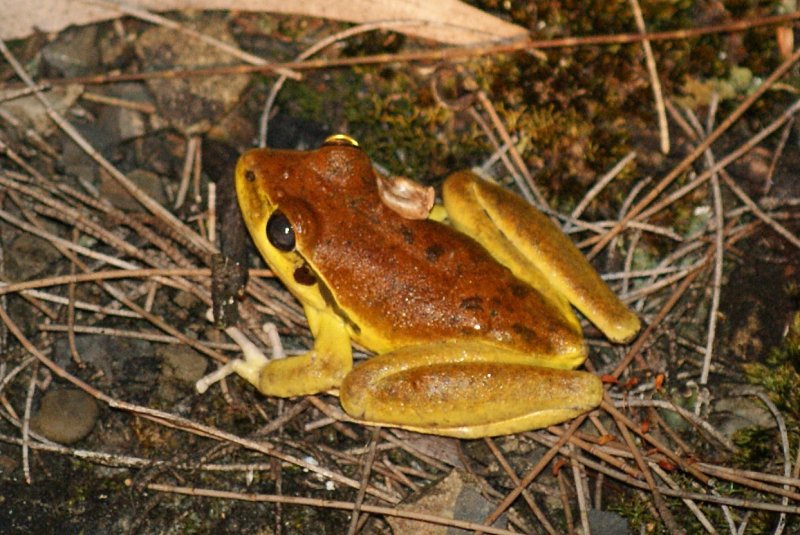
[1,0,527,45]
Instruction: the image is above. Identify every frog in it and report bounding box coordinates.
[225,134,640,438]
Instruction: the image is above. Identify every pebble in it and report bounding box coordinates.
[157,345,208,403]
[134,18,250,135]
[99,168,167,212]
[31,389,99,444]
[159,345,208,383]
[714,396,776,439]
[588,509,631,535]
[387,469,506,534]
[4,233,61,281]
[40,25,100,77]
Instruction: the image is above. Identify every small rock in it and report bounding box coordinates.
[0,85,83,135]
[96,105,146,146]
[31,389,99,444]
[173,290,202,312]
[99,168,167,211]
[53,335,155,390]
[93,83,152,143]
[0,454,19,476]
[399,431,463,468]
[4,233,61,281]
[135,18,250,135]
[157,345,208,402]
[159,345,208,383]
[714,396,776,439]
[386,470,506,535]
[588,509,631,535]
[41,25,100,77]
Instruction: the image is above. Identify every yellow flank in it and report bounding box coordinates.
[228,135,640,438]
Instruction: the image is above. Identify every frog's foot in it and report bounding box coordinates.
[196,312,276,394]
[443,171,641,343]
[339,342,603,439]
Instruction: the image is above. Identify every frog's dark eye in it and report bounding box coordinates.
[266,210,295,251]
[322,134,360,148]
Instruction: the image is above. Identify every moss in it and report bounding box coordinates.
[741,308,800,456]
[608,292,798,534]
[339,64,491,181]
[264,0,785,227]
[730,308,800,532]
[608,492,665,534]
[745,301,800,405]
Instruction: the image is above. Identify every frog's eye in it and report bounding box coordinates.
[266,210,295,251]
[322,134,360,148]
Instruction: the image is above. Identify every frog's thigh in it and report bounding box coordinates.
[340,342,602,438]
[253,308,353,397]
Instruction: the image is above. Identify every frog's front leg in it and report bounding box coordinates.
[339,342,603,438]
[233,306,353,397]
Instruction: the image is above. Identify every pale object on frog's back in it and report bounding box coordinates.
[325,132,434,220]
[376,173,435,220]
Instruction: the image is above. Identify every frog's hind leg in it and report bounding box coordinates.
[442,171,640,343]
[339,341,603,439]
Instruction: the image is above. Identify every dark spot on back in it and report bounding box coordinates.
[459,296,483,311]
[245,169,256,182]
[511,323,538,345]
[509,283,531,299]
[425,244,444,262]
[400,226,414,245]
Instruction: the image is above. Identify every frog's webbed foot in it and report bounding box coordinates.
[442,171,641,343]
[339,341,603,439]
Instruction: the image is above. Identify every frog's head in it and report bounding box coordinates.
[234,134,372,312]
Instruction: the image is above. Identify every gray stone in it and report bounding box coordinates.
[134,18,250,135]
[99,168,167,211]
[4,233,61,281]
[31,389,99,444]
[41,25,100,77]
[588,508,631,535]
